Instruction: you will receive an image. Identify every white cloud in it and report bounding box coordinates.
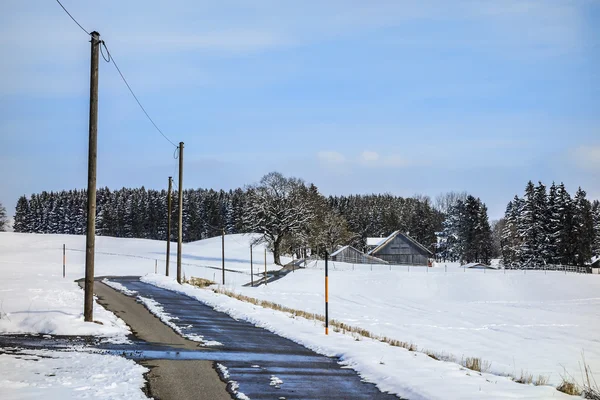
[317,151,345,164]
[359,151,380,164]
[572,145,600,170]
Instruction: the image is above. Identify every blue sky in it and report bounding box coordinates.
[1,0,598,219]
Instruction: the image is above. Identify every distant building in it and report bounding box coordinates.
[330,245,387,265]
[367,231,433,266]
[463,262,496,270]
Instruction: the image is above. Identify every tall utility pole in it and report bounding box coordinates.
[84,31,100,322]
[177,142,184,284]
[222,228,225,285]
[166,176,172,276]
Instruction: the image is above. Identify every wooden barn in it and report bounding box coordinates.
[367,231,433,266]
[330,245,388,264]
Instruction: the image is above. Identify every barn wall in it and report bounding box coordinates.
[373,235,430,265]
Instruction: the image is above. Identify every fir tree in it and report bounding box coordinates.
[572,188,594,267]
[592,200,600,258]
[13,196,29,233]
[0,200,8,232]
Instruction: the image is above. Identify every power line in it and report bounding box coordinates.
[100,41,179,148]
[55,0,90,36]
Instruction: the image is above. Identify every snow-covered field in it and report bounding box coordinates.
[234,261,600,387]
[1,232,599,399]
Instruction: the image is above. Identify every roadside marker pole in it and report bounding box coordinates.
[325,251,329,335]
[155,259,157,274]
[264,248,267,285]
[250,245,254,287]
[222,228,225,285]
[63,244,66,278]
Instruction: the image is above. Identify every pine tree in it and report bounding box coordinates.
[501,196,523,267]
[546,182,560,264]
[554,183,574,265]
[592,200,600,258]
[518,181,538,268]
[476,203,493,264]
[572,188,594,267]
[533,182,550,264]
[13,196,29,232]
[0,200,8,232]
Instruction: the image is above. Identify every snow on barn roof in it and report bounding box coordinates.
[330,245,350,257]
[366,237,385,247]
[464,262,497,269]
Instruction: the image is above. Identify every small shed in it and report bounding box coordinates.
[367,231,433,266]
[463,262,496,270]
[330,245,388,264]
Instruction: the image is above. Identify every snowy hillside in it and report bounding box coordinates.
[0,232,279,337]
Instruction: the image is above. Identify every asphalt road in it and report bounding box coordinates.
[89,280,231,400]
[108,277,401,400]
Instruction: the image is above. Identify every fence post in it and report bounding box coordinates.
[250,244,253,287]
[63,244,66,278]
[155,259,157,274]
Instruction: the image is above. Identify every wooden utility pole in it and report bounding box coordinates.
[166,176,172,276]
[84,31,100,322]
[222,228,225,285]
[177,142,184,284]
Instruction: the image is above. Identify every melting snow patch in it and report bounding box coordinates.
[216,362,230,379]
[135,295,223,346]
[102,279,138,296]
[270,375,283,389]
[217,363,250,400]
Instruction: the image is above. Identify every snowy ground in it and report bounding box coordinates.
[0,232,278,399]
[2,232,598,399]
[0,349,148,399]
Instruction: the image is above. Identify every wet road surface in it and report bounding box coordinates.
[112,277,400,400]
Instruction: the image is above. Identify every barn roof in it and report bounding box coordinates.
[368,231,433,256]
[464,262,496,269]
[330,245,350,257]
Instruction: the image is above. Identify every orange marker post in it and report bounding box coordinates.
[325,250,329,335]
